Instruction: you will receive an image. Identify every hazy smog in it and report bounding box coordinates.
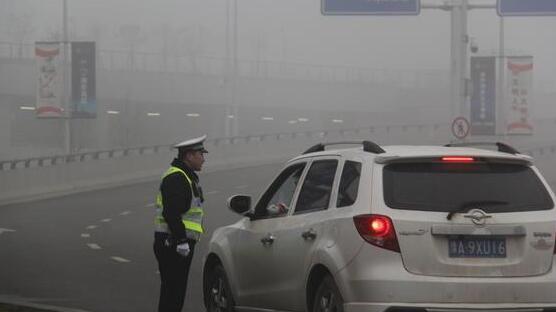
[1,0,556,311]
[1,0,556,153]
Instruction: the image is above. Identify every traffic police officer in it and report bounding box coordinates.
[154,135,208,312]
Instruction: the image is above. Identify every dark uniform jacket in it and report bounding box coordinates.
[160,158,204,242]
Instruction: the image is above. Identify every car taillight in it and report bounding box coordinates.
[353,214,400,252]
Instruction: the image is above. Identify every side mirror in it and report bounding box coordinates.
[227,195,252,216]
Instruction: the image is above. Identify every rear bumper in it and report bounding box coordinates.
[335,247,556,305]
[344,304,556,312]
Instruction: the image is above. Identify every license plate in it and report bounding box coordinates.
[448,237,506,258]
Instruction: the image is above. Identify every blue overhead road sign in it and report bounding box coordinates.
[498,0,556,16]
[322,0,420,15]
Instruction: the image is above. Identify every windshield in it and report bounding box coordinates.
[383,162,554,212]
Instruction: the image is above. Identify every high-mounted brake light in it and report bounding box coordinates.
[353,214,400,252]
[441,156,475,163]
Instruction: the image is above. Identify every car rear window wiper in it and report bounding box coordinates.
[446,200,509,220]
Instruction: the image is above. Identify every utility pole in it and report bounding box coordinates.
[424,1,495,140]
[232,0,239,137]
[497,16,506,136]
[451,0,469,123]
[62,0,72,155]
[224,0,239,137]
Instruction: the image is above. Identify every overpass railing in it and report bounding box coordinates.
[1,121,556,206]
[0,123,447,171]
[2,121,556,172]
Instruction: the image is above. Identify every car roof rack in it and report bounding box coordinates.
[303,140,385,155]
[443,142,520,155]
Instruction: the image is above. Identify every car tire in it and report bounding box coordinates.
[312,275,344,312]
[205,264,235,312]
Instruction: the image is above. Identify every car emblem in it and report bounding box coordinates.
[463,209,492,226]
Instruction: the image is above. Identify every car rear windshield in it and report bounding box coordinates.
[383,162,554,212]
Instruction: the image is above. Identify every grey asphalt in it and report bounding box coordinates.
[0,163,284,312]
[2,160,556,312]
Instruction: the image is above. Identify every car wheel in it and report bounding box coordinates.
[312,275,344,312]
[205,264,235,312]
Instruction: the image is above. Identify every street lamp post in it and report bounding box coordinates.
[62,0,72,155]
[449,0,469,131]
[497,16,506,136]
[225,0,239,137]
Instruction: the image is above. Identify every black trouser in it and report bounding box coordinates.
[154,233,196,312]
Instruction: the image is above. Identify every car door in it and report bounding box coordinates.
[231,161,307,308]
[264,157,340,311]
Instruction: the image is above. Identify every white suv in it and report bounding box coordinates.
[203,141,556,312]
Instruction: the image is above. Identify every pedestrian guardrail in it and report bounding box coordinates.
[3,121,556,172]
[0,124,449,171]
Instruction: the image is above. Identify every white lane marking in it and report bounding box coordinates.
[235,185,249,189]
[101,218,112,223]
[0,228,16,235]
[111,256,131,263]
[81,233,90,238]
[0,296,94,312]
[205,190,220,195]
[86,225,97,230]
[156,270,160,275]
[145,203,155,208]
[120,211,132,216]
[87,243,101,250]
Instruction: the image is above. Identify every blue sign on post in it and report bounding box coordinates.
[71,42,96,119]
[322,0,420,15]
[498,0,556,16]
[470,56,496,136]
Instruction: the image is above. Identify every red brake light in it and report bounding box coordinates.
[370,217,390,237]
[441,156,475,163]
[353,214,400,252]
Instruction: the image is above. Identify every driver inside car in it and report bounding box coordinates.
[265,169,303,217]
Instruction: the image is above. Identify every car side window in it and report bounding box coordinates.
[294,160,338,214]
[254,163,306,219]
[336,161,362,208]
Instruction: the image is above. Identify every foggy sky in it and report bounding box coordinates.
[2,0,556,86]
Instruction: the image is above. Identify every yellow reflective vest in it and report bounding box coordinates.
[155,166,204,241]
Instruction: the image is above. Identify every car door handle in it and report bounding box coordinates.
[261,234,276,246]
[302,228,317,241]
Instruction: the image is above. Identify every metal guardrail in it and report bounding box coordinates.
[1,122,556,174]
[525,145,556,157]
[0,145,168,171]
[4,120,556,172]
[0,124,447,171]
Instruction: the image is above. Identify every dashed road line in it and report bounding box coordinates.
[205,190,220,195]
[120,211,132,216]
[87,243,101,250]
[145,203,156,208]
[81,233,90,238]
[86,225,97,230]
[0,228,16,235]
[101,218,112,223]
[111,256,131,263]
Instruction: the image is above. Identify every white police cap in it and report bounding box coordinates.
[173,135,208,153]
